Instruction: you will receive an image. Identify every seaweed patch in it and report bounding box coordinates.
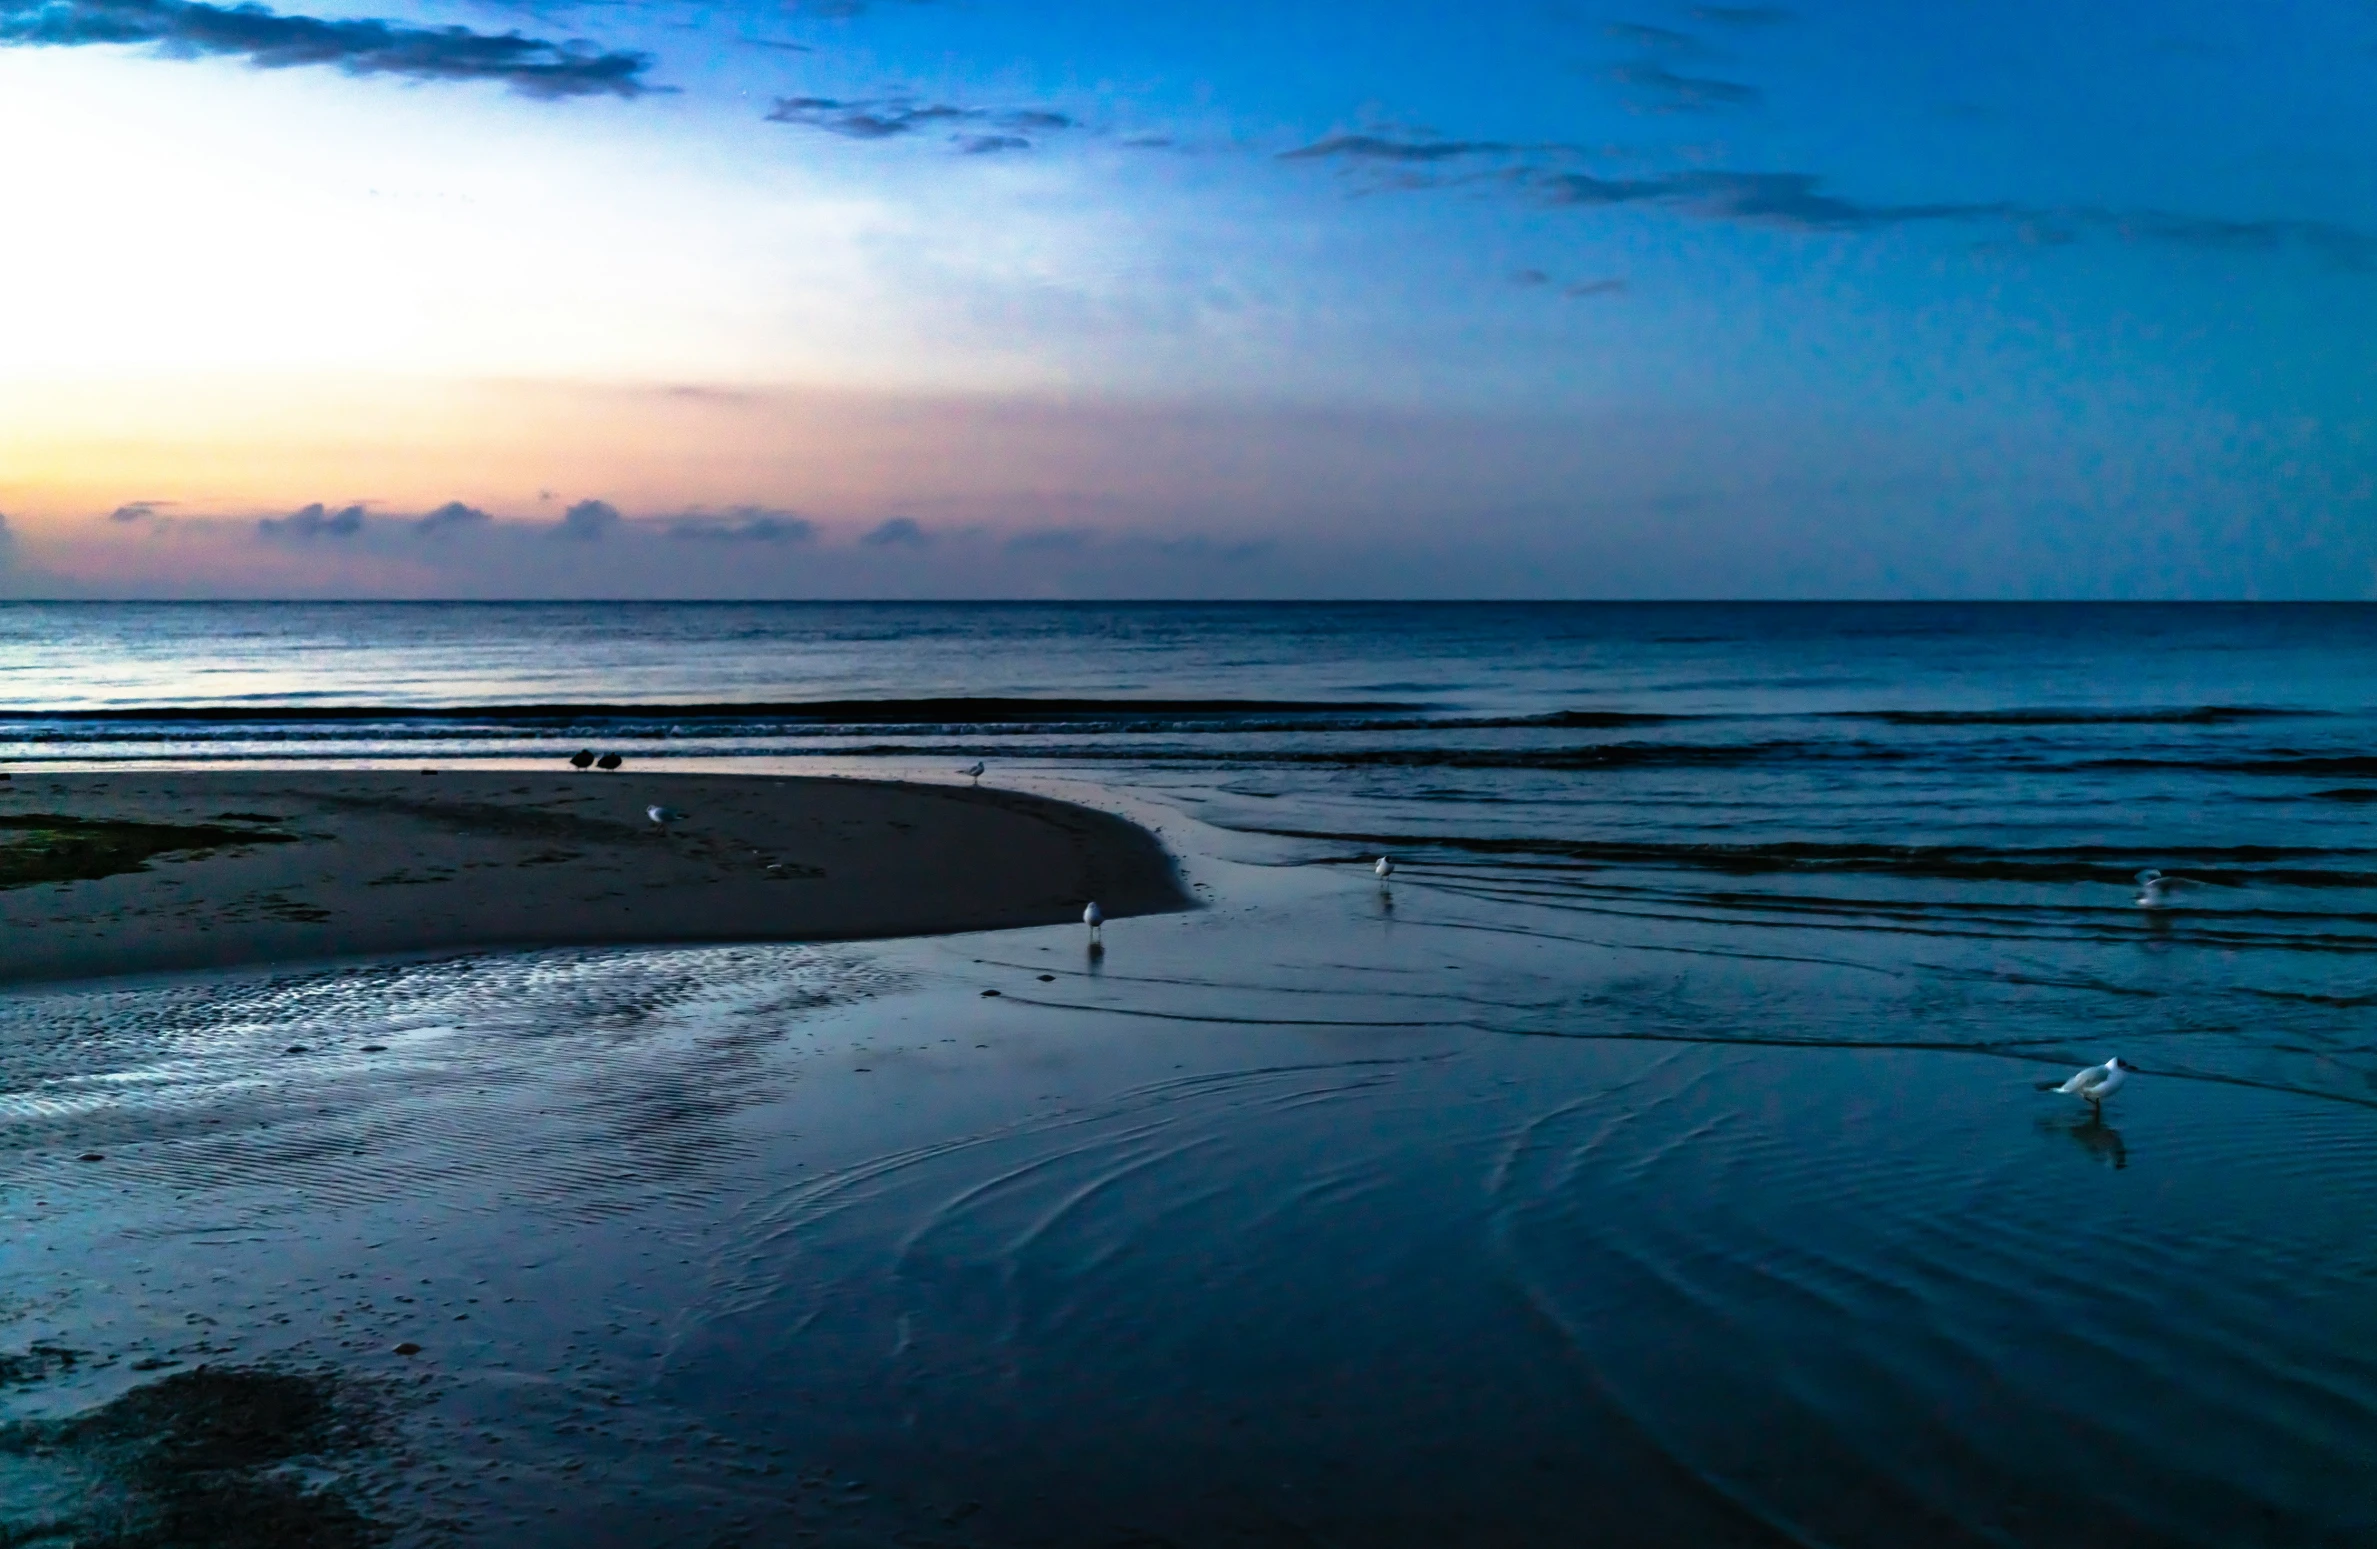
[0,815,297,890]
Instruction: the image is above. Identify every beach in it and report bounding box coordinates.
[4,603,2375,1548]
[0,768,1186,986]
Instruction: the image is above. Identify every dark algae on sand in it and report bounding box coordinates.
[0,1366,385,1548]
[0,814,294,891]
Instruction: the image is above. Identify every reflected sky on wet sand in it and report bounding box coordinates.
[5,850,2373,1547]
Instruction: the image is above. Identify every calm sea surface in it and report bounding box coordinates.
[3,602,2374,1546]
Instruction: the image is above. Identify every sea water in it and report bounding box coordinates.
[2,603,2373,1546]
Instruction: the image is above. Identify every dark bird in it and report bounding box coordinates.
[570,749,596,770]
[596,752,623,771]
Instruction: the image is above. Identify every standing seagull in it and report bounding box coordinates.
[1083,900,1104,943]
[1374,856,1394,881]
[570,749,595,770]
[959,761,986,785]
[647,804,685,828]
[596,752,623,771]
[2045,1056,2131,1112]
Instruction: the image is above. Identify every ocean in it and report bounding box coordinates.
[3,601,2374,1546]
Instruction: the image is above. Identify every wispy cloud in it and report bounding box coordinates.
[1689,5,1795,26]
[258,501,366,540]
[2104,210,2377,268]
[1280,133,1521,163]
[667,507,817,542]
[1605,21,1701,51]
[553,498,620,540]
[0,0,655,97]
[414,500,491,536]
[1537,169,2001,229]
[1606,61,1761,113]
[108,500,169,523]
[860,516,932,547]
[1002,527,1091,554]
[1566,277,1629,297]
[765,96,1076,150]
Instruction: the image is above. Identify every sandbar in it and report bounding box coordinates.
[0,769,1186,985]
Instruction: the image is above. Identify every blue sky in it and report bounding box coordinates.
[0,0,2371,596]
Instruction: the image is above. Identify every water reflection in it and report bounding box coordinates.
[2042,1111,2130,1169]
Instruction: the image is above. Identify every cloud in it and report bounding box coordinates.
[1606,62,1762,112]
[257,501,366,540]
[0,0,655,97]
[415,500,491,536]
[553,498,620,540]
[1296,126,2373,266]
[1566,277,1629,297]
[2106,210,2377,268]
[765,96,1074,150]
[667,507,817,542]
[1538,169,2001,229]
[1280,133,1519,163]
[766,95,966,139]
[1511,268,1552,286]
[1690,5,1794,24]
[785,0,935,14]
[1605,21,1700,50]
[109,500,168,522]
[859,516,932,548]
[1002,527,1092,554]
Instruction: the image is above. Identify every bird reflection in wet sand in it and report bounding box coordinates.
[2043,1113,2130,1169]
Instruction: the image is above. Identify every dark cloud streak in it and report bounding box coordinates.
[554,499,620,540]
[860,517,932,548]
[1280,133,1521,163]
[257,502,366,540]
[1606,61,1761,112]
[415,501,491,536]
[0,0,655,97]
[667,508,817,542]
[766,95,1075,151]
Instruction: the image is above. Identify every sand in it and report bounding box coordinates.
[0,769,1186,985]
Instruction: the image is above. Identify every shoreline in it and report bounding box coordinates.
[0,769,1188,987]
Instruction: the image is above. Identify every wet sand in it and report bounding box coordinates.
[0,769,1185,985]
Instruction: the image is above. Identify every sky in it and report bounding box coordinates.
[1,0,2373,598]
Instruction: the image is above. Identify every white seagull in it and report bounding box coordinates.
[2046,1056,2131,1111]
[959,761,986,784]
[647,804,685,827]
[1083,900,1104,942]
[2134,869,2189,908]
[1374,856,1395,881]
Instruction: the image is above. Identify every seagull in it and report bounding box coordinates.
[596,752,623,771]
[570,749,595,770]
[1374,856,1394,881]
[2045,1056,2131,1112]
[959,761,985,784]
[1083,900,1103,942]
[2134,869,2190,908]
[647,805,685,827]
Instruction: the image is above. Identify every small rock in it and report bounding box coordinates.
[76,1152,104,1162]
[360,1044,387,1053]
[394,1342,423,1356]
[980,989,1001,997]
[285,1045,310,1055]
[1038,974,1055,982]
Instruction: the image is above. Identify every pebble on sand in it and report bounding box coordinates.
[393,1342,422,1356]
